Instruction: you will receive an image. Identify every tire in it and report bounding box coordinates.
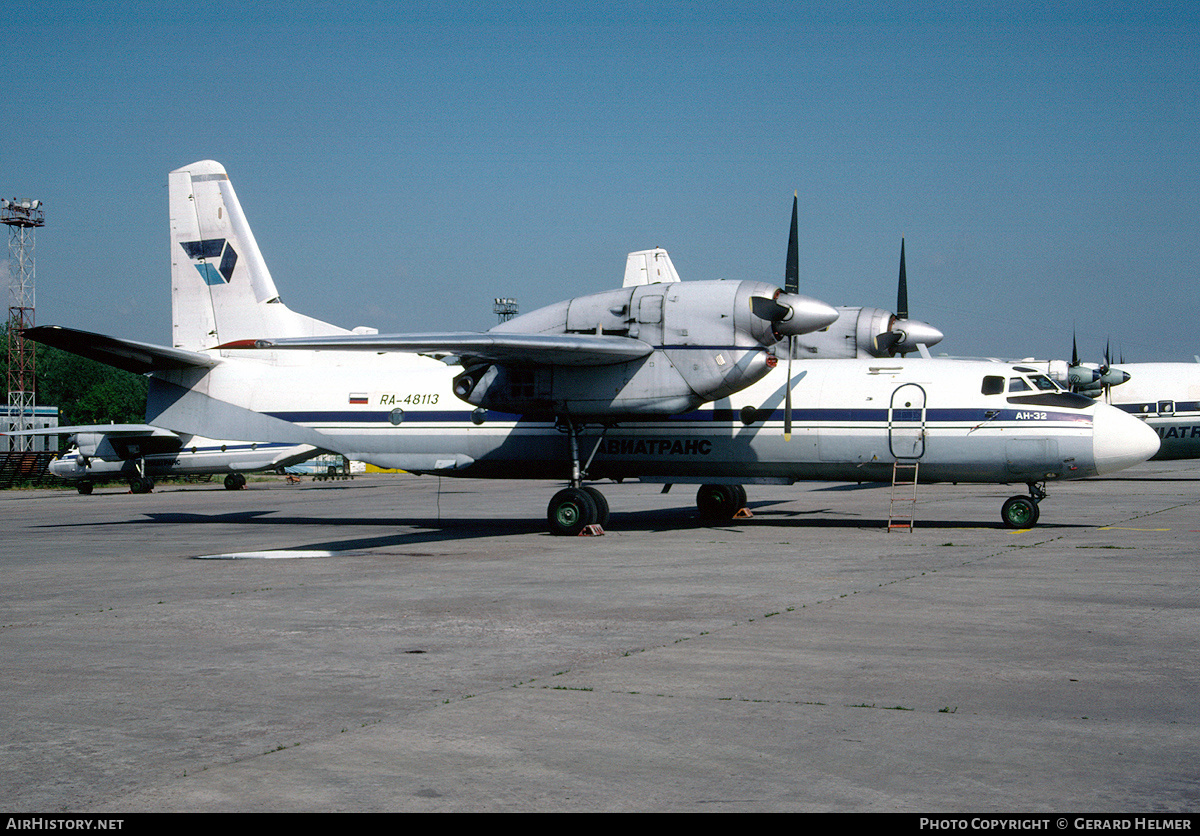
[733,484,747,510]
[696,484,739,521]
[581,486,610,528]
[547,487,598,536]
[224,474,244,490]
[76,481,94,495]
[1001,495,1039,529]
[130,477,154,494]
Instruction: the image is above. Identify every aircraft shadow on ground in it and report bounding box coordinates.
[37,497,1079,556]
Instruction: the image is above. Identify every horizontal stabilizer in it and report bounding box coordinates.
[2,424,178,438]
[24,326,218,374]
[220,332,656,367]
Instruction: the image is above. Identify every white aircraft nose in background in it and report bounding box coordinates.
[1092,404,1161,475]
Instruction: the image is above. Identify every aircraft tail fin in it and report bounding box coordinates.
[623,248,682,287]
[169,161,350,350]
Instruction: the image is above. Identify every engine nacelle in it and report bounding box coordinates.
[454,279,833,417]
[790,306,944,358]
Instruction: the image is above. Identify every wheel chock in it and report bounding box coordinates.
[579,524,606,536]
[733,507,754,518]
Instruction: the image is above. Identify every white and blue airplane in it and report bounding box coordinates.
[6,424,320,493]
[25,161,1159,532]
[1037,348,1200,461]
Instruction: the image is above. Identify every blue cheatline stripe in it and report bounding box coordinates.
[266,407,1093,426]
[1115,401,1200,415]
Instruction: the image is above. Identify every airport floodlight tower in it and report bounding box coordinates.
[493,297,518,323]
[2,198,44,452]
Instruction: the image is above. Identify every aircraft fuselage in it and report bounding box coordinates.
[148,353,1154,487]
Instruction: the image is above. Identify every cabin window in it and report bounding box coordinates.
[981,376,1005,395]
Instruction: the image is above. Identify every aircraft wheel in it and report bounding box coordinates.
[733,484,747,510]
[224,473,245,490]
[581,486,609,528]
[547,487,598,536]
[696,484,740,521]
[76,481,94,495]
[1001,495,1040,529]
[130,477,154,494]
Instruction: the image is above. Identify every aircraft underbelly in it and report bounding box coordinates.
[311,416,1094,484]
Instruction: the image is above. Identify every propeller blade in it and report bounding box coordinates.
[750,295,789,322]
[785,193,799,295]
[873,330,902,355]
[896,238,909,321]
[783,194,800,440]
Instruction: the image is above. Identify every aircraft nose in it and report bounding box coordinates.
[1091,403,1160,475]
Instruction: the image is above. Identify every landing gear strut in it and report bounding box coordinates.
[1001,482,1046,529]
[546,419,610,535]
[129,457,154,494]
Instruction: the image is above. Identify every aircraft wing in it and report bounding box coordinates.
[2,424,179,438]
[218,332,656,367]
[23,326,218,374]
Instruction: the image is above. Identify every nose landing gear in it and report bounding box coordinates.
[1001,482,1046,529]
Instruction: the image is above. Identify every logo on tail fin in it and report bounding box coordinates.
[180,238,238,285]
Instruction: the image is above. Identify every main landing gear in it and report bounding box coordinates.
[695,483,748,521]
[547,486,610,536]
[224,473,247,490]
[543,421,758,534]
[546,419,612,536]
[128,457,154,494]
[1001,482,1046,529]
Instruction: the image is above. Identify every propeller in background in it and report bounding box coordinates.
[870,238,944,357]
[1066,332,1129,398]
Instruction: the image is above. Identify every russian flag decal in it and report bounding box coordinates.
[349,393,368,405]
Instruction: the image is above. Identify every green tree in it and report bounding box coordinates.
[4,325,148,426]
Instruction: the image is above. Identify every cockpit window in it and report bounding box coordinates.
[1030,374,1059,391]
[981,375,1005,395]
[1009,377,1031,392]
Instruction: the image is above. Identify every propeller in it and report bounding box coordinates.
[1066,332,1128,397]
[1098,340,1130,400]
[870,238,944,357]
[1067,332,1101,390]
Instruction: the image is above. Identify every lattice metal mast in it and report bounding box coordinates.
[2,198,44,451]
[493,297,518,323]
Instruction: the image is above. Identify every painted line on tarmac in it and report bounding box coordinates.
[1097,526,1171,531]
[194,551,337,559]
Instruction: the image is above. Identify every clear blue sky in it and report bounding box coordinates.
[3,1,1197,363]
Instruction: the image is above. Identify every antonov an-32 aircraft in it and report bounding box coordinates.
[1025,348,1200,461]
[26,161,1160,533]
